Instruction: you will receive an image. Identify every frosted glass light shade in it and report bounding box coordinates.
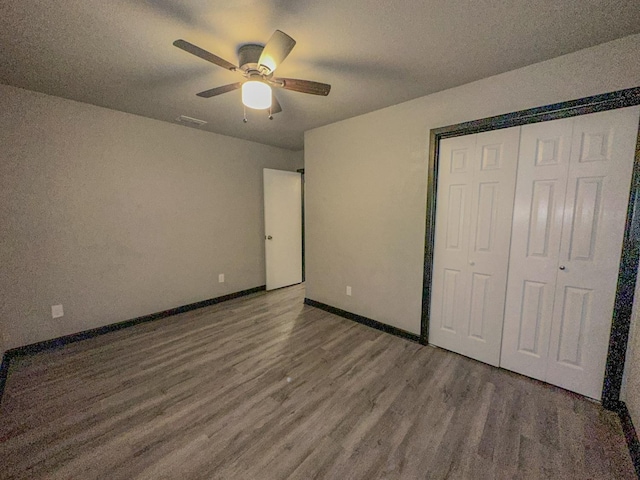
[242,81,272,110]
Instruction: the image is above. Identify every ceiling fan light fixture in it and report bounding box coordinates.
[242,81,272,110]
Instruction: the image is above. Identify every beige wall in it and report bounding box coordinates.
[304,34,640,413]
[0,85,301,350]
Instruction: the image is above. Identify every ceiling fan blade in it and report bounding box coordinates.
[196,82,242,98]
[173,39,237,71]
[276,78,331,96]
[271,95,282,114]
[258,30,296,73]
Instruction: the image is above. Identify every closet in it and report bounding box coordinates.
[429,106,640,399]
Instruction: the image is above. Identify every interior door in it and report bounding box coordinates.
[263,168,302,291]
[501,106,640,399]
[500,117,574,381]
[544,107,639,399]
[429,127,519,366]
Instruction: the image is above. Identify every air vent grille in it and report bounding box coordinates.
[176,115,207,127]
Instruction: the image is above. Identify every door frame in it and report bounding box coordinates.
[297,168,305,282]
[420,86,640,409]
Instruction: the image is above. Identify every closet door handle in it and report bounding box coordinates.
[559,265,566,270]
[469,261,475,266]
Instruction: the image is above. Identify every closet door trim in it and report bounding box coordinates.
[421,86,640,409]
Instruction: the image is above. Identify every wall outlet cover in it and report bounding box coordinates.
[51,304,64,318]
[219,273,225,283]
[346,286,352,296]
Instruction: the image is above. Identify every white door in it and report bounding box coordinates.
[429,127,520,366]
[499,117,574,381]
[501,107,640,399]
[263,169,302,291]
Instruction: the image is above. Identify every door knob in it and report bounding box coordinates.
[266,235,273,240]
[559,265,566,270]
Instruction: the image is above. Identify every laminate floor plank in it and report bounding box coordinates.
[0,284,635,479]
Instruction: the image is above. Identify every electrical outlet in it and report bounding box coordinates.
[51,304,64,319]
[346,286,352,296]
[218,273,225,283]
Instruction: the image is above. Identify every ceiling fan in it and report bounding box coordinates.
[173,30,331,121]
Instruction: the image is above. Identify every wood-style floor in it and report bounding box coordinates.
[0,284,635,479]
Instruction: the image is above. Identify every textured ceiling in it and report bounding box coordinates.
[1,0,639,150]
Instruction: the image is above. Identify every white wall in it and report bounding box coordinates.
[0,85,301,350]
[305,33,640,335]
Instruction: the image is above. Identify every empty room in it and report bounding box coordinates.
[1,0,640,478]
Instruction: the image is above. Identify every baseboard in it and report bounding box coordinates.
[0,285,265,406]
[304,298,421,343]
[613,400,640,477]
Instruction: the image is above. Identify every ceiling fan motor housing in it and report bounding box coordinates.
[237,44,264,72]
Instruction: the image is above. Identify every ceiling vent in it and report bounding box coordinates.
[176,115,207,127]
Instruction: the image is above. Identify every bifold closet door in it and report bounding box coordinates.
[500,106,640,399]
[429,127,519,366]
[499,117,574,382]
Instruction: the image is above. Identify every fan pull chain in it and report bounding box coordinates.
[243,106,248,123]
[268,106,274,120]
